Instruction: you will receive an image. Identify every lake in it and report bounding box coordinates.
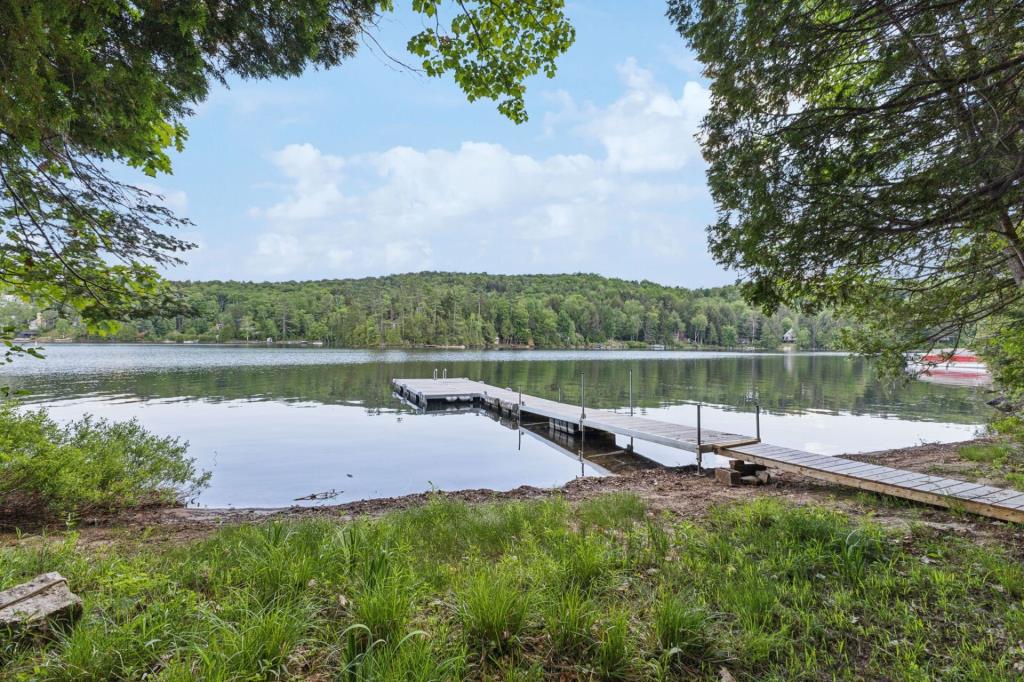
[0,344,990,508]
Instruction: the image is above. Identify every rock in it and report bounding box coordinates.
[986,395,1018,413]
[0,572,82,631]
[715,468,742,486]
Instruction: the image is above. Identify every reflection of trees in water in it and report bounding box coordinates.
[17,356,986,424]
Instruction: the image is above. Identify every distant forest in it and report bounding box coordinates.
[13,273,850,349]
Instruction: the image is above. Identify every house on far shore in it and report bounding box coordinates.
[782,328,796,344]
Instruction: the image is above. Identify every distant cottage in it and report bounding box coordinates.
[782,328,796,343]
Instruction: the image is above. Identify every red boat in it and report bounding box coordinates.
[908,349,990,386]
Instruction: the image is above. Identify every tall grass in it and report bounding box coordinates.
[2,494,1021,679]
[458,563,532,651]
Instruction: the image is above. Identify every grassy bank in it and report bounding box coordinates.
[2,495,1022,680]
[957,440,1024,491]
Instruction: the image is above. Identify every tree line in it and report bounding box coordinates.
[32,273,849,350]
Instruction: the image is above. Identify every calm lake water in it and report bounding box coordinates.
[1,344,990,508]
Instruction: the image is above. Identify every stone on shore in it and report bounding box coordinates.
[0,572,83,631]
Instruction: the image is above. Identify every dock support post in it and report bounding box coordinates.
[628,370,633,416]
[755,403,760,441]
[518,388,522,428]
[443,368,447,379]
[580,373,586,419]
[580,373,586,449]
[433,368,437,380]
[697,403,703,471]
[628,369,634,451]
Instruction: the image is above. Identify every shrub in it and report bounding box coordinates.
[0,402,208,522]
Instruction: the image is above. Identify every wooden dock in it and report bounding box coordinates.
[392,377,1024,524]
[393,378,759,454]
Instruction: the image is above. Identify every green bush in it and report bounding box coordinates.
[0,402,208,521]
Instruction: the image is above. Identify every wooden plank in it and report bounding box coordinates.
[713,438,762,451]
[871,469,927,484]
[914,478,975,494]
[836,463,889,476]
[736,444,792,456]
[821,459,880,474]
[940,482,991,496]
[902,476,953,491]
[955,485,1008,501]
[718,447,1024,524]
[754,450,827,466]
[989,493,1024,509]
[885,473,939,488]
[971,489,1024,504]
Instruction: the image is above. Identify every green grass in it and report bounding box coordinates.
[957,441,1024,491]
[457,563,532,651]
[959,442,1015,464]
[2,494,1023,680]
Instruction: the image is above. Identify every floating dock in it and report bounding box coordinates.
[393,378,759,454]
[392,377,1024,524]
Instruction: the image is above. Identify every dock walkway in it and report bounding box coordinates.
[393,377,1024,524]
[393,378,758,453]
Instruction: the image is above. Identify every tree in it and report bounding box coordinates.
[690,313,708,345]
[671,1,1024,373]
[16,273,856,350]
[720,324,737,348]
[556,309,576,345]
[0,0,574,355]
[239,315,257,342]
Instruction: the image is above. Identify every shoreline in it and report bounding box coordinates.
[22,339,837,353]
[34,436,1022,547]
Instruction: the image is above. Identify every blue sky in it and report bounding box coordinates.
[151,1,729,288]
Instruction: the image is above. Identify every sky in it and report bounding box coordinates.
[149,1,729,288]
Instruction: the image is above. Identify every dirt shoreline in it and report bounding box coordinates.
[20,436,1015,550]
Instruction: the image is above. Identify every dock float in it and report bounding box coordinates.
[392,377,1024,524]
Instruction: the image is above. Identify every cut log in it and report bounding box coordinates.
[715,468,742,486]
[755,470,772,484]
[0,572,82,631]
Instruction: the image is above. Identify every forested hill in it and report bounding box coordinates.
[33,272,847,349]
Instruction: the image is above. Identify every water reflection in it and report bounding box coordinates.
[3,345,988,423]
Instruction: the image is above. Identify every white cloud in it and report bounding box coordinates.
[581,58,710,173]
[245,60,714,279]
[252,143,347,222]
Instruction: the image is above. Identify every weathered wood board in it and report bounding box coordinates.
[0,572,82,630]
